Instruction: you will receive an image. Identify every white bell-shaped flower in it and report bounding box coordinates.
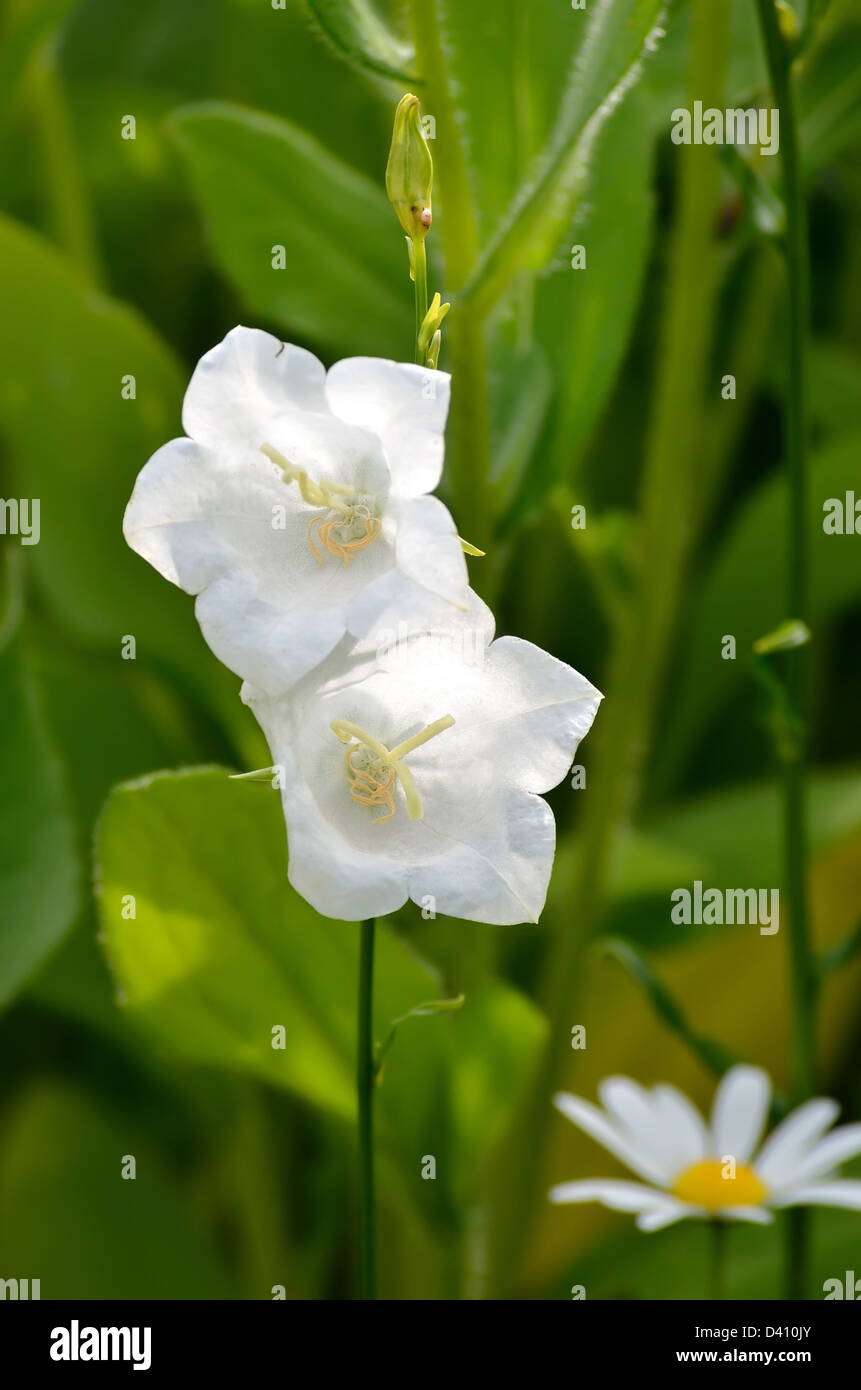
[123,326,469,694]
[242,595,602,924]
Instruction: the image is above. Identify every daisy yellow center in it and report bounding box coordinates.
[671,1159,767,1211]
[330,715,454,825]
[261,444,382,567]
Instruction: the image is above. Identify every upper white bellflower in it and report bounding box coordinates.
[124,326,469,695]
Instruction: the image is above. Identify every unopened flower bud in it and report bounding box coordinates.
[386,93,433,242]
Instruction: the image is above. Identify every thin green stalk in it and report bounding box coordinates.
[357,917,377,1300]
[413,238,428,362]
[710,1222,727,1301]
[755,0,815,1303]
[487,0,731,1295]
[408,0,492,560]
[754,0,816,1103]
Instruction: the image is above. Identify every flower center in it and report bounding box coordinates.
[671,1159,768,1211]
[261,444,382,567]
[330,715,455,825]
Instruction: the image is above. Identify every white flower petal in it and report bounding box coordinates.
[636,1204,697,1232]
[553,1092,669,1184]
[123,436,392,693]
[408,788,555,924]
[195,572,346,695]
[770,1181,861,1211]
[597,1078,680,1184]
[346,572,494,651]
[783,1124,861,1186]
[438,636,602,796]
[325,357,450,496]
[717,1205,773,1225]
[257,724,408,921]
[651,1084,709,1171]
[393,494,468,606]
[710,1065,771,1163]
[549,1179,677,1213]
[182,326,328,448]
[754,1098,840,1187]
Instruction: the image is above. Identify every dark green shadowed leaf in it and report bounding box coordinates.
[0,557,80,1007]
[167,101,408,359]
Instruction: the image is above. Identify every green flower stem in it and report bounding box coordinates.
[487,0,731,1295]
[413,237,429,363]
[408,0,492,561]
[755,0,815,1304]
[754,0,815,1102]
[710,1221,727,1301]
[357,916,377,1299]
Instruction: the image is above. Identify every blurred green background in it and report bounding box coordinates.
[1,0,860,1300]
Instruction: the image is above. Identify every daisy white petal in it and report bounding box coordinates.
[553,1092,668,1184]
[597,1078,680,1184]
[754,1098,840,1187]
[710,1064,771,1163]
[549,1179,679,1213]
[636,1204,697,1232]
[770,1181,861,1211]
[651,1084,709,1171]
[718,1205,774,1225]
[781,1123,861,1187]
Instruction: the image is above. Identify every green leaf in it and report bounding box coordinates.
[94,767,441,1122]
[459,0,666,315]
[819,917,861,977]
[0,1082,232,1298]
[532,84,656,508]
[655,429,861,791]
[304,0,417,82]
[0,559,79,1008]
[167,101,409,359]
[595,937,744,1077]
[800,21,861,169]
[0,212,252,755]
[375,992,466,1071]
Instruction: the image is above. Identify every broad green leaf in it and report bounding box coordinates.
[0,212,254,756]
[655,429,861,791]
[167,101,409,359]
[95,767,441,1121]
[459,0,666,315]
[304,0,416,82]
[0,560,79,1007]
[0,1082,232,1297]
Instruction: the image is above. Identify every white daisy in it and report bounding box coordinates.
[550,1065,861,1231]
[123,326,469,695]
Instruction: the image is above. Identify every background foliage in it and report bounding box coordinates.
[1,0,860,1299]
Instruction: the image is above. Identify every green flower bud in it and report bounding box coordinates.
[386,94,433,242]
[417,292,450,360]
